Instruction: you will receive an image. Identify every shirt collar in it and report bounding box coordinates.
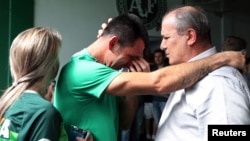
[189,47,217,62]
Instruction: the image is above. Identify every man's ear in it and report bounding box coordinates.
[186,28,196,45]
[108,36,119,51]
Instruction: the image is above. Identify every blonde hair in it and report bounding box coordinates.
[0,27,62,117]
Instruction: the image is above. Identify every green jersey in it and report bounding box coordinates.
[0,91,67,141]
[54,49,121,141]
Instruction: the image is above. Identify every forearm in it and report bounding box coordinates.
[107,51,245,96]
[157,51,245,93]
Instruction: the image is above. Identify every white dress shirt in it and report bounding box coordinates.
[155,47,250,141]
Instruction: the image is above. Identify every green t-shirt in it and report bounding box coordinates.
[0,91,67,141]
[54,49,121,141]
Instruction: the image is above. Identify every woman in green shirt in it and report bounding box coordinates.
[0,27,68,141]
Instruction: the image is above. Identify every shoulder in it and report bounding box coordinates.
[208,66,245,82]
[196,66,249,96]
[59,55,121,86]
[188,66,245,95]
[21,92,60,117]
[210,66,238,75]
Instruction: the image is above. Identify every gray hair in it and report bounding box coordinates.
[164,6,211,43]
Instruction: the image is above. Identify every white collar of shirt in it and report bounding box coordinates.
[24,90,39,95]
[188,47,217,62]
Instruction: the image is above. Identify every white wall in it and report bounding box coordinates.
[34,0,165,70]
[35,0,120,70]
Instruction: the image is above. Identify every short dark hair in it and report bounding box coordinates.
[153,48,169,65]
[154,48,165,56]
[222,35,247,51]
[102,13,149,49]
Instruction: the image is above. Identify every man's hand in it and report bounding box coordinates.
[224,51,247,73]
[76,137,86,141]
[129,57,150,72]
[97,18,112,38]
[75,133,93,141]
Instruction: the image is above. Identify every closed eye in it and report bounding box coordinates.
[162,36,169,40]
